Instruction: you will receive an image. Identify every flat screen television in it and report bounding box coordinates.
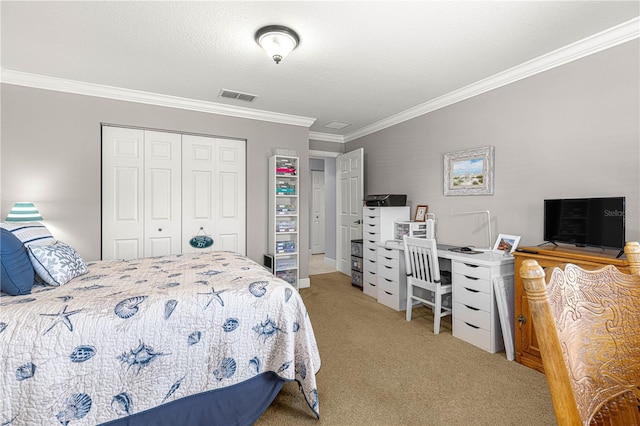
[543,197,625,251]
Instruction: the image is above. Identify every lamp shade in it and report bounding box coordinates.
[255,25,299,64]
[5,202,43,222]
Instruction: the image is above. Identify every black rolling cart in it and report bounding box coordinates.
[350,239,363,289]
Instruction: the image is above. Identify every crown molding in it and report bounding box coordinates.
[308,131,346,143]
[343,17,640,142]
[2,17,637,139]
[0,69,316,128]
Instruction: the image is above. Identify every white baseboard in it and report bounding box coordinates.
[324,257,336,268]
[298,278,310,289]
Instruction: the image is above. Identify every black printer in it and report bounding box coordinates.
[364,194,407,207]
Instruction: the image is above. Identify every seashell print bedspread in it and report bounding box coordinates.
[0,252,321,425]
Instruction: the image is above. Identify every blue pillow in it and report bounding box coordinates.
[1,228,35,295]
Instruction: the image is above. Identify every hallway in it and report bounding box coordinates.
[308,254,336,275]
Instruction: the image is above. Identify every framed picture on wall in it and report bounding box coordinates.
[414,205,428,222]
[492,234,521,254]
[444,146,495,196]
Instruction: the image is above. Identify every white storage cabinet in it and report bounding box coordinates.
[362,206,409,298]
[376,243,407,310]
[452,260,514,353]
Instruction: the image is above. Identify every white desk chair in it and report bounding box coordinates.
[403,236,452,334]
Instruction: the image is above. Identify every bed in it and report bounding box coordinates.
[0,242,321,425]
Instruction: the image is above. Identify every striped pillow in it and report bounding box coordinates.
[0,222,55,246]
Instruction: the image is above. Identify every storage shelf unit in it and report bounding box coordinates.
[394,221,427,239]
[269,155,299,288]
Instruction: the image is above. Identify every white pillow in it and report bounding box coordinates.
[27,241,88,286]
[0,222,55,246]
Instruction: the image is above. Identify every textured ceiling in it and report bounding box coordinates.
[1,1,639,140]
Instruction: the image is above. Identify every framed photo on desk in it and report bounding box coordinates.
[493,234,521,254]
[414,205,428,222]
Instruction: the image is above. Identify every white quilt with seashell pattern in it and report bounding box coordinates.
[0,251,320,425]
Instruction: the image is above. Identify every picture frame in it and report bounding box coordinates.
[443,146,495,196]
[492,234,521,254]
[414,205,428,222]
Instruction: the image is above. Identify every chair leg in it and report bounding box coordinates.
[433,286,441,335]
[406,284,413,321]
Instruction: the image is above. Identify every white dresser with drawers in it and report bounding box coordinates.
[362,206,410,298]
[443,248,514,354]
[376,243,407,311]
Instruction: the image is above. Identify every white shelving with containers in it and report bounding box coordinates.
[269,154,299,288]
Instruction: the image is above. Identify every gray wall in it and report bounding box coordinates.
[1,85,311,278]
[309,139,344,154]
[346,40,640,251]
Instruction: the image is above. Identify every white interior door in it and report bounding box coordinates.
[144,131,182,257]
[311,170,325,255]
[182,135,246,255]
[102,126,144,260]
[336,148,364,274]
[214,139,246,254]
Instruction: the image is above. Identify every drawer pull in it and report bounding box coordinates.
[464,304,480,311]
[464,263,479,268]
[384,266,392,269]
[385,291,392,295]
[368,248,375,251]
[464,322,480,329]
[464,275,479,280]
[384,278,392,282]
[368,271,376,275]
[464,287,479,293]
[383,248,392,252]
[518,314,527,330]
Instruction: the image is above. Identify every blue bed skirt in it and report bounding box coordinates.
[100,372,285,426]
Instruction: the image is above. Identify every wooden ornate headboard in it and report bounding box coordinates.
[520,241,640,426]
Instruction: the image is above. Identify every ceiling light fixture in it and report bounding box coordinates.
[255,25,299,64]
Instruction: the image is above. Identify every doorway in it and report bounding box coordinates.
[309,154,337,275]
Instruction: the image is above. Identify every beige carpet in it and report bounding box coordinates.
[255,272,556,425]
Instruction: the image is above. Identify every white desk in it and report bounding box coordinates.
[382,240,514,353]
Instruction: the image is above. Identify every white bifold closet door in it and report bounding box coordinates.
[102,126,245,260]
[181,134,246,255]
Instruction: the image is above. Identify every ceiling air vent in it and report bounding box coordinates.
[324,121,352,130]
[219,89,258,103]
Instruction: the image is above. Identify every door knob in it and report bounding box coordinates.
[354,219,363,224]
[158,228,162,232]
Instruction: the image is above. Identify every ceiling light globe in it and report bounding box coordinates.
[255,25,299,64]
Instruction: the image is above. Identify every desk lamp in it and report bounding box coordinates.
[451,210,492,250]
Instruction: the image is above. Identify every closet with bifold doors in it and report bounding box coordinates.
[101,125,246,260]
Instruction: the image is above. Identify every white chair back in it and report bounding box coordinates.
[403,236,440,283]
[403,235,452,334]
